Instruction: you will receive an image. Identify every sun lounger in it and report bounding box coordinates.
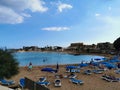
[55,74,63,79]
[84,70,92,75]
[19,78,25,88]
[0,79,15,86]
[93,70,103,74]
[36,81,50,86]
[66,69,80,73]
[75,69,80,73]
[68,73,77,78]
[54,79,61,87]
[115,69,120,74]
[70,78,84,85]
[101,75,120,82]
[36,77,50,87]
[39,77,46,82]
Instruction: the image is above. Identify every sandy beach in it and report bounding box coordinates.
[9,64,120,90]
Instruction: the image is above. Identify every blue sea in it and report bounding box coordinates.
[13,52,105,66]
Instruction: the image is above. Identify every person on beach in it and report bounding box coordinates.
[28,62,33,71]
[89,59,94,68]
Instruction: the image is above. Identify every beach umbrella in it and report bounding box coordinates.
[79,63,88,67]
[41,67,57,73]
[109,59,120,63]
[66,65,77,73]
[94,58,101,61]
[101,62,117,69]
[66,65,77,69]
[92,62,99,66]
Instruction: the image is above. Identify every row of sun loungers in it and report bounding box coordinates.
[66,69,80,73]
[84,69,104,75]
[36,77,62,87]
[36,73,83,87]
[66,68,105,74]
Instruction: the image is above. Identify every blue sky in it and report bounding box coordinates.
[0,0,120,48]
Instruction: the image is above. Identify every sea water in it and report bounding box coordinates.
[13,52,105,66]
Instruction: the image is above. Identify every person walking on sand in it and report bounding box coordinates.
[28,62,33,71]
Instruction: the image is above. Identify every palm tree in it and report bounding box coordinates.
[0,49,19,79]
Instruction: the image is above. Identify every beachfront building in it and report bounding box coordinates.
[64,42,115,54]
[52,46,63,51]
[23,46,40,51]
[65,42,100,54]
[9,42,115,55]
[40,46,63,52]
[97,42,115,54]
[65,42,84,54]
[84,44,99,53]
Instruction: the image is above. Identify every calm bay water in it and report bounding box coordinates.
[13,52,105,66]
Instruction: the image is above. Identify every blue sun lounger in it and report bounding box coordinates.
[68,73,77,78]
[36,81,50,86]
[39,77,46,82]
[0,79,15,86]
[93,70,103,74]
[115,69,120,74]
[70,78,84,85]
[84,70,92,75]
[101,75,120,82]
[19,78,25,88]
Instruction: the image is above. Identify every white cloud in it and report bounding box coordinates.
[21,13,31,18]
[26,0,48,12]
[42,27,70,31]
[58,3,73,12]
[0,0,48,24]
[95,13,101,17]
[0,6,24,24]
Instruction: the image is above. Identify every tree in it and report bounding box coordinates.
[0,49,19,79]
[113,37,120,54]
[113,37,120,50]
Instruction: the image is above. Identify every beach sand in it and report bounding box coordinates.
[10,65,120,90]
